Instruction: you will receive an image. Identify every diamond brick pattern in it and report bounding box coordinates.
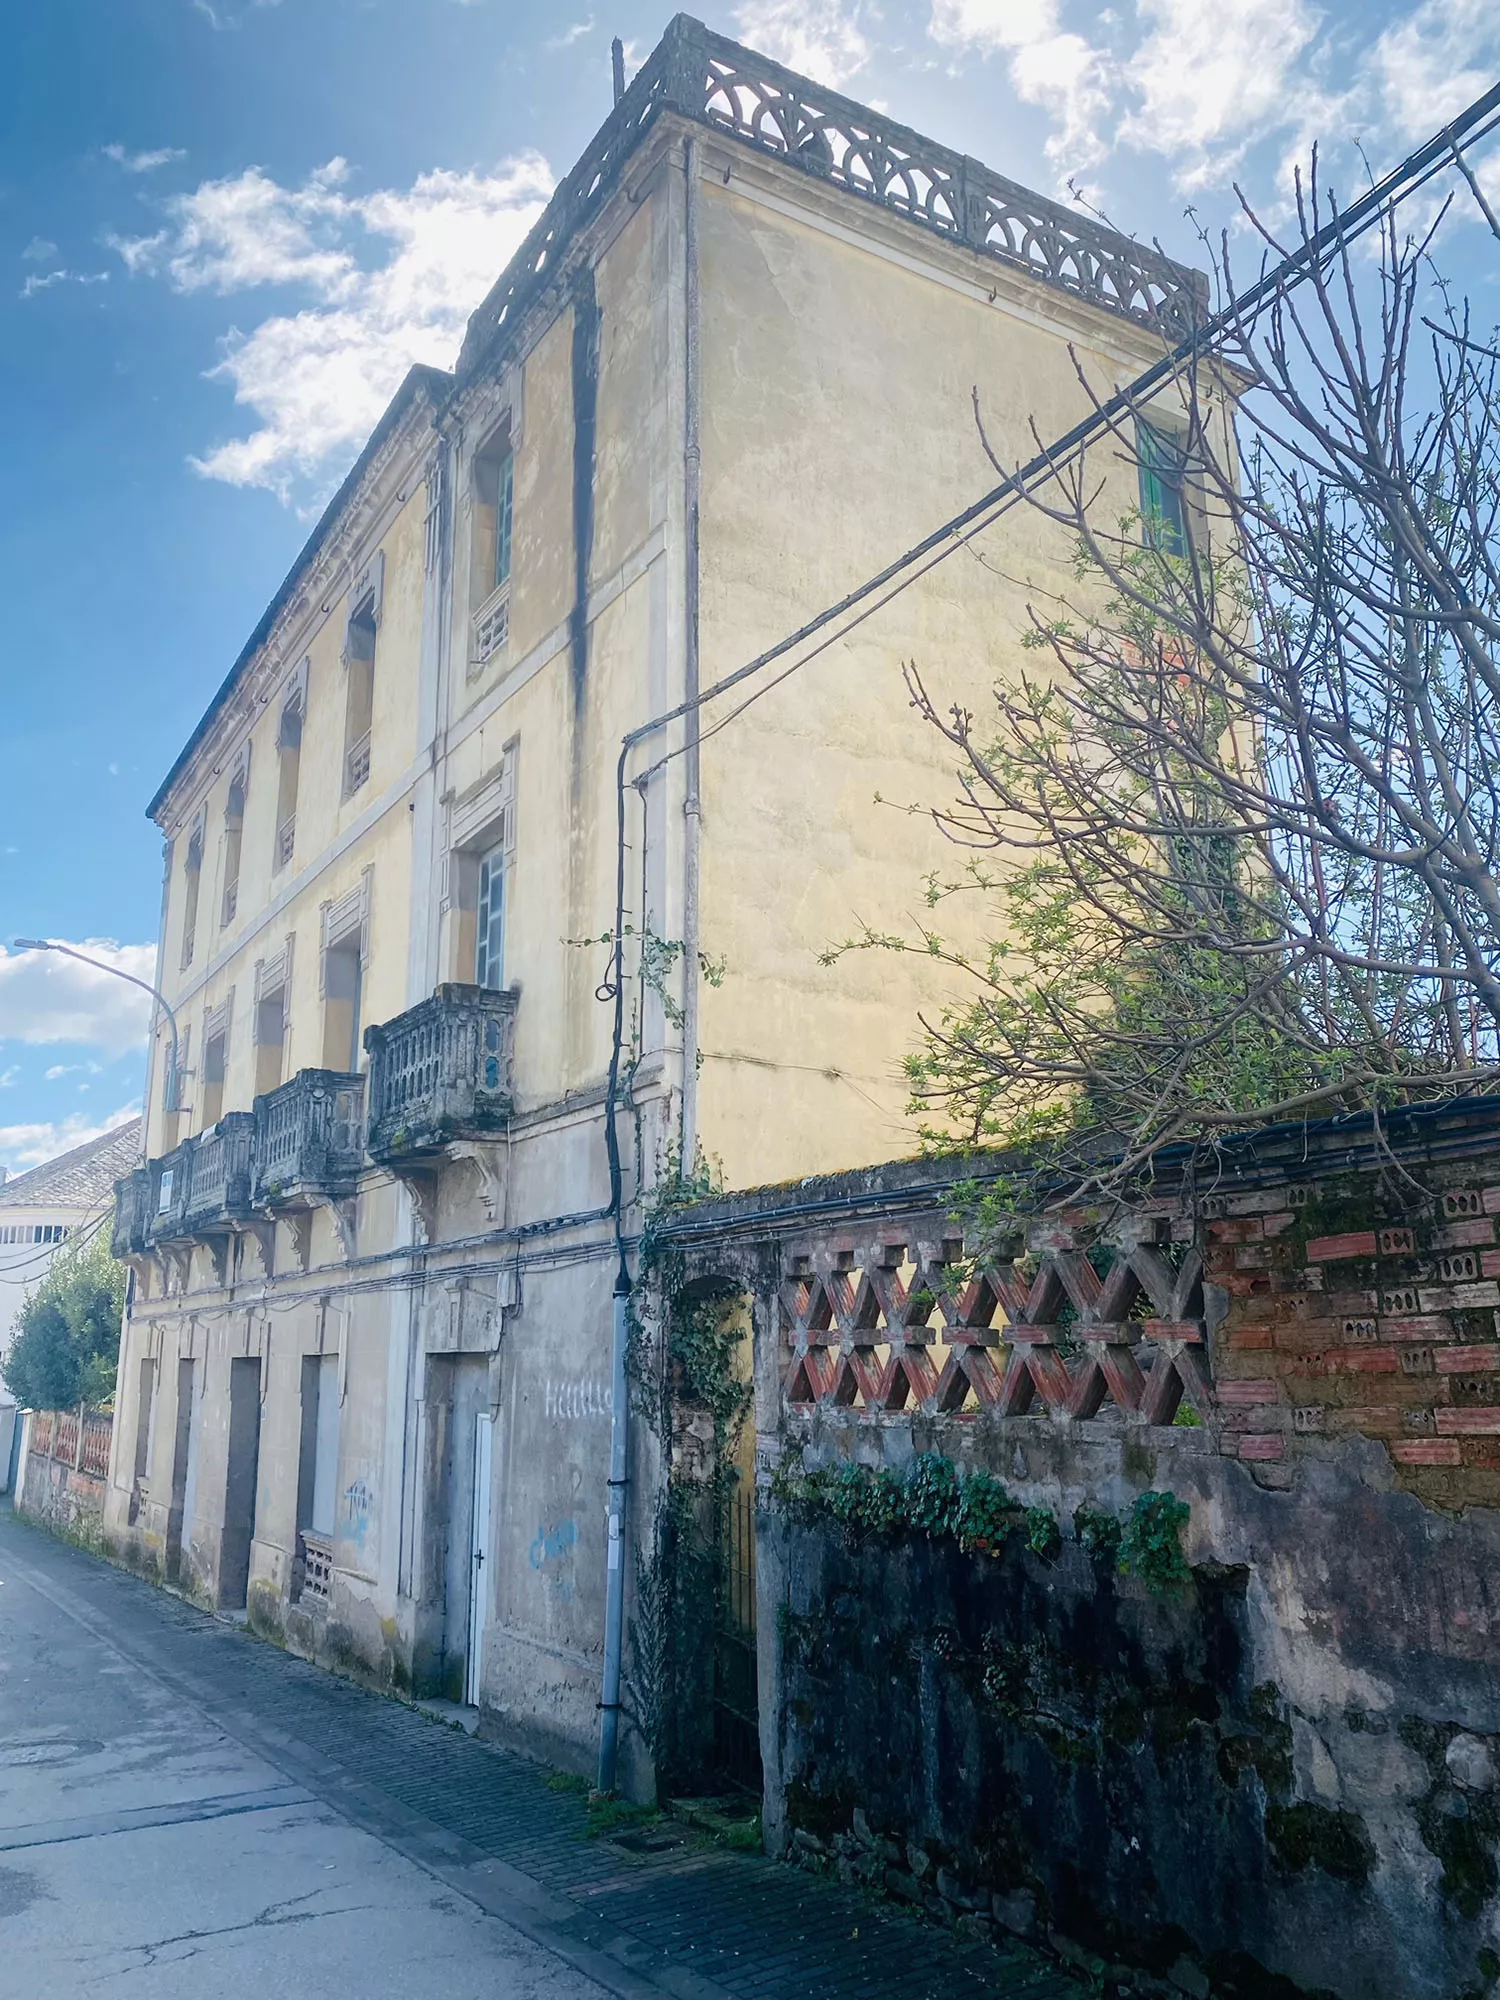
[782,1222,1211,1427]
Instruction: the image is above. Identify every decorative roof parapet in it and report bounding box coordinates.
[457,13,1206,384]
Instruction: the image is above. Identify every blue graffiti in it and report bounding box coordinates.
[529,1518,578,1571]
[342,1477,374,1551]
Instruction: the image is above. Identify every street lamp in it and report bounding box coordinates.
[11,939,182,1117]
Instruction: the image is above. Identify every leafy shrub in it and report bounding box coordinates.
[955,1468,1015,1554]
[1073,1505,1123,1563]
[1118,1490,1192,1592]
[904,1452,962,1538]
[1024,1505,1062,1562]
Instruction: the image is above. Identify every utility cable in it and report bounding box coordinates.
[598,77,1500,1233]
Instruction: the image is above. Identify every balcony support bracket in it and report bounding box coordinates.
[448,1140,507,1225]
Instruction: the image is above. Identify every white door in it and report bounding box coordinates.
[465,1414,493,1707]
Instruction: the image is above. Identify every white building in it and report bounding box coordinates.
[0,1120,143,1487]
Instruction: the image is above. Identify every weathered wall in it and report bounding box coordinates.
[661,1103,1500,2000]
[692,144,1220,1190]
[20,1434,109,1546]
[768,1429,1500,2000]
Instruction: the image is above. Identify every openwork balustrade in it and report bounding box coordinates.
[147,1144,193,1244]
[458,16,1203,382]
[181,1113,255,1233]
[780,1218,1211,1426]
[253,1069,365,1206]
[365,983,517,1163]
[112,1167,154,1258]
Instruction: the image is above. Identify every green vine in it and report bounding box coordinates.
[1117,1490,1193,1593]
[772,1453,1193,1596]
[624,1146,752,1796]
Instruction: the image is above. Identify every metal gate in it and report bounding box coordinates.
[712,1481,761,1791]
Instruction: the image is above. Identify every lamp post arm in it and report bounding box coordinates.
[12,940,182,1120]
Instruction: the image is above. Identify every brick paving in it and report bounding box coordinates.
[0,1508,1082,2000]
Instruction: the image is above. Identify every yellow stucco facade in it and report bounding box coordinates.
[106,16,1207,1782]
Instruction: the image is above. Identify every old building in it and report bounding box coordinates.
[107,16,1204,1781]
[1,1119,142,1490]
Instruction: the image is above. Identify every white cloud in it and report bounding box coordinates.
[0,942,157,1056]
[734,0,873,88]
[0,1107,141,1177]
[928,0,1112,173]
[103,142,186,173]
[20,237,57,263]
[545,17,595,50]
[20,269,109,301]
[1368,0,1500,143]
[113,155,554,499]
[0,1069,16,1089]
[1120,0,1321,187]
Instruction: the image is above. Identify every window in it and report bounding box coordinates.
[342,557,382,800]
[448,750,516,985]
[273,672,305,872]
[254,940,293,1098]
[320,876,369,1074]
[494,452,514,592]
[255,981,287,1097]
[220,752,248,928]
[1137,419,1189,556]
[201,1029,227,1129]
[180,812,205,969]
[470,430,515,673]
[475,841,506,990]
[0,1224,69,1245]
[200,993,232,1129]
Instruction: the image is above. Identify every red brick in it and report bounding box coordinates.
[1436,1344,1500,1373]
[1460,1437,1500,1466]
[1390,1439,1463,1465]
[1227,1326,1276,1350]
[1382,1316,1454,1342]
[1239,1434,1285,1460]
[1480,1249,1500,1278]
[1209,1217,1265,1243]
[1436,1407,1500,1435]
[1483,1187,1500,1216]
[1327,1406,1405,1438]
[1436,1218,1497,1249]
[1306,1232,1378,1262]
[1261,1212,1297,1238]
[1327,1347,1400,1373]
[1217,1378,1277,1405]
[1222,1272,1271,1297]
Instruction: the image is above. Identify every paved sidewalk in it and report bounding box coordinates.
[0,1509,1082,2000]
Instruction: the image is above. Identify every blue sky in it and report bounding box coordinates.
[0,0,1496,1176]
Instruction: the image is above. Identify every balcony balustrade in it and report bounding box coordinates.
[252,1069,365,1207]
[111,1167,154,1258]
[344,731,371,797]
[181,1112,255,1234]
[365,984,517,1163]
[147,1143,192,1244]
[112,1070,367,1259]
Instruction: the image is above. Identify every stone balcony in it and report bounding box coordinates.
[181,1112,256,1236]
[364,984,517,1165]
[111,1167,154,1259]
[252,1069,365,1208]
[112,1070,368,1259]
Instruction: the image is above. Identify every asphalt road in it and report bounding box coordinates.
[0,1514,607,1999]
[0,1508,1081,2000]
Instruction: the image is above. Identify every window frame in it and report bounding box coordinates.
[1136,418,1190,558]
